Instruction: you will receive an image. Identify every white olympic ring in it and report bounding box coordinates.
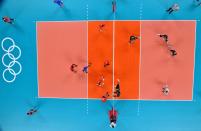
[2,53,16,67]
[2,68,16,83]
[1,37,22,83]
[8,44,21,59]
[1,37,15,52]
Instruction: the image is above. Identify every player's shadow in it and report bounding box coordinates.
[161,11,179,20]
[119,0,130,4]
[12,22,25,34]
[47,6,71,19]
[0,22,24,34]
[61,6,71,18]
[0,25,9,35]
[46,7,60,19]
[187,1,201,11]
[154,79,166,86]
[0,0,5,8]
[194,90,201,100]
[104,12,117,20]
[188,4,197,11]
[194,89,201,113]
[24,99,46,123]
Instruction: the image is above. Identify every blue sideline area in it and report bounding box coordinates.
[0,0,201,131]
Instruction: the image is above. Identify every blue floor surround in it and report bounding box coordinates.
[0,0,201,131]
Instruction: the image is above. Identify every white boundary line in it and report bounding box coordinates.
[192,21,197,101]
[86,4,89,114]
[86,21,89,114]
[35,20,198,22]
[36,20,196,102]
[139,21,142,100]
[37,96,193,101]
[137,2,143,116]
[86,21,89,100]
[112,12,116,108]
[36,22,40,98]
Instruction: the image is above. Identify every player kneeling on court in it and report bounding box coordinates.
[109,108,118,128]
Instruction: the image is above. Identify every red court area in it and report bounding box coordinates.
[88,21,113,99]
[37,20,195,100]
[114,21,140,99]
[37,22,87,98]
[140,21,196,100]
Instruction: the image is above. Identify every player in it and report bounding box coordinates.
[82,63,92,73]
[166,3,180,14]
[53,0,64,7]
[113,79,120,97]
[157,34,168,43]
[27,108,38,116]
[129,35,140,44]
[157,34,177,57]
[166,43,177,57]
[112,0,116,13]
[104,60,110,67]
[2,16,14,24]
[195,0,201,6]
[169,49,177,56]
[101,92,110,103]
[162,84,170,96]
[109,108,118,128]
[99,24,105,32]
[96,74,105,87]
[70,64,78,73]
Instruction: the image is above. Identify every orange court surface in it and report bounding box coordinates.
[37,22,88,98]
[140,21,196,100]
[37,20,196,100]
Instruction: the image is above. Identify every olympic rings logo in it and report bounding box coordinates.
[1,37,22,83]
